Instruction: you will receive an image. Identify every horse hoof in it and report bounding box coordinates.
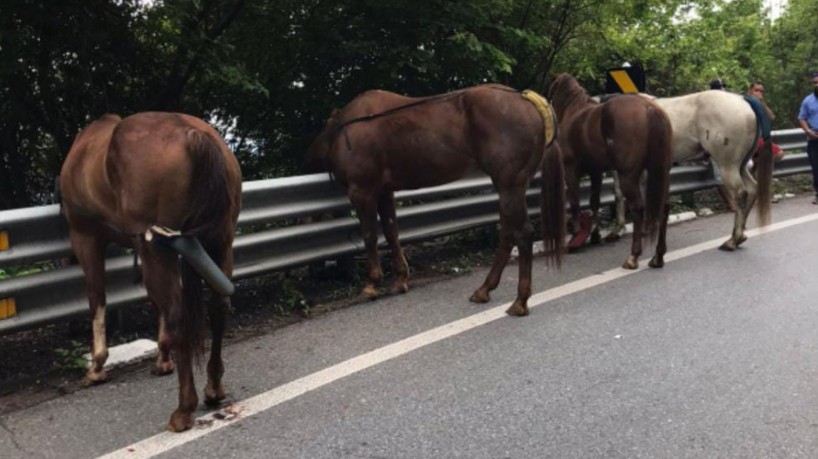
[469,289,490,303]
[361,286,380,300]
[622,258,638,270]
[648,257,664,268]
[604,232,621,242]
[389,282,409,295]
[718,241,736,252]
[83,370,110,386]
[505,303,529,317]
[167,410,195,433]
[204,384,227,406]
[152,361,175,376]
[735,235,748,246]
[567,232,589,251]
[590,231,602,245]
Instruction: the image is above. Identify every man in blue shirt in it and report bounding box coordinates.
[797,72,818,204]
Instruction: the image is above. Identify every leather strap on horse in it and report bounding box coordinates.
[335,90,467,131]
[521,89,558,147]
[333,86,558,153]
[332,90,467,155]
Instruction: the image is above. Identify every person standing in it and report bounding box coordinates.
[747,81,776,122]
[747,81,784,179]
[797,72,818,204]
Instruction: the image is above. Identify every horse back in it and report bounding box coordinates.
[656,91,756,161]
[328,85,543,191]
[61,112,241,238]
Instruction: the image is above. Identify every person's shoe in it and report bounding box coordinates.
[812,196,818,205]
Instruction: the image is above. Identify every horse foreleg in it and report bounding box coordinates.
[350,189,383,298]
[606,171,626,242]
[377,191,409,295]
[70,230,110,385]
[649,204,670,268]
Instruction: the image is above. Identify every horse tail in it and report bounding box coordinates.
[183,130,234,238]
[179,129,235,361]
[743,96,773,226]
[522,90,564,266]
[644,106,673,239]
[540,141,566,267]
[754,140,773,226]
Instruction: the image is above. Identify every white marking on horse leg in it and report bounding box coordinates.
[86,305,109,382]
[93,306,107,363]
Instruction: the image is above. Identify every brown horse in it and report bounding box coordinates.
[305,85,565,316]
[548,73,673,269]
[59,112,242,432]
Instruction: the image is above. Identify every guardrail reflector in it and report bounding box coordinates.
[0,231,8,251]
[0,298,16,319]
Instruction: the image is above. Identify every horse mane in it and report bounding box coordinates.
[549,74,594,117]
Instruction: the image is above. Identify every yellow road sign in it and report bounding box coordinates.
[609,70,639,94]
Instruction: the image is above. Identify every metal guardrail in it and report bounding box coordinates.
[0,129,810,335]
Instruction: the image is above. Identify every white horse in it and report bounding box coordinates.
[605,90,773,251]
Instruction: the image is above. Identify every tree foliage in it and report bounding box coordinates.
[0,0,812,210]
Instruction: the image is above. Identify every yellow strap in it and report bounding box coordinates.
[521,89,557,146]
[0,231,8,251]
[0,298,16,320]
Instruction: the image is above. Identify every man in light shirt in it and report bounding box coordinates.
[797,72,818,204]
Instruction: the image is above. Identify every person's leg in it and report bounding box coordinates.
[807,140,818,203]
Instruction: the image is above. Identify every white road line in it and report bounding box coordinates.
[98,212,818,459]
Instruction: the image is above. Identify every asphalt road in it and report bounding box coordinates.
[3,196,818,459]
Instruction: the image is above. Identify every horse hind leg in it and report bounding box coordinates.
[649,204,670,268]
[349,188,383,298]
[588,171,603,244]
[140,241,198,432]
[71,230,110,385]
[377,191,409,295]
[736,164,759,247]
[619,174,644,269]
[151,304,175,375]
[204,241,233,406]
[472,187,533,316]
[718,169,749,251]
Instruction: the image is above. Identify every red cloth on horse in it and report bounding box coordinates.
[754,138,783,160]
